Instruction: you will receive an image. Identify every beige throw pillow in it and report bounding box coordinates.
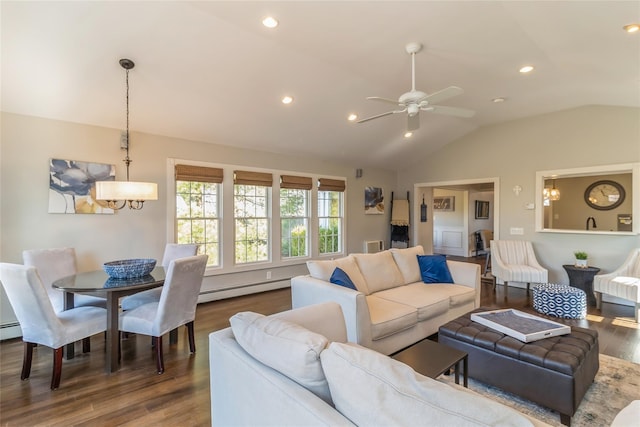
[320,342,533,427]
[230,311,332,404]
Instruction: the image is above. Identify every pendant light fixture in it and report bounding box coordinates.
[545,179,561,201]
[96,59,158,210]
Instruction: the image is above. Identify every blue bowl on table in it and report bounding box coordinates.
[103,258,156,279]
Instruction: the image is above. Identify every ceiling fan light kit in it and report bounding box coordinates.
[357,42,475,132]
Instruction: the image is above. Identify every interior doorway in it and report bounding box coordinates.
[413,178,499,257]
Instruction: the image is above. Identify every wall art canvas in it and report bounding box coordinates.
[434,196,455,212]
[48,158,115,214]
[364,187,384,214]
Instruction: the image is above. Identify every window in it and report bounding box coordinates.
[318,178,345,255]
[175,165,222,267]
[280,175,312,259]
[234,171,273,264]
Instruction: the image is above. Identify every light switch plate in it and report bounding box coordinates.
[510,227,524,235]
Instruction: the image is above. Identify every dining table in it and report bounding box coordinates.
[52,267,166,373]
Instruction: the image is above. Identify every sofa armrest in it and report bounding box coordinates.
[210,328,355,426]
[447,260,481,307]
[291,275,372,346]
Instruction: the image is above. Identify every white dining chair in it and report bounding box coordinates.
[23,247,106,312]
[490,240,548,294]
[119,254,208,374]
[120,243,198,311]
[0,263,107,389]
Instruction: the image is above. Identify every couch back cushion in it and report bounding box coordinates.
[390,245,425,284]
[230,311,332,404]
[321,342,533,427]
[353,251,404,293]
[307,256,370,294]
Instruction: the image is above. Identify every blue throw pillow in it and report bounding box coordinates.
[330,267,357,290]
[417,255,454,284]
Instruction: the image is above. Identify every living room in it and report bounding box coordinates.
[1,1,639,425]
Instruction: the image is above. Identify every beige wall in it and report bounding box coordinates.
[0,112,396,337]
[398,105,640,285]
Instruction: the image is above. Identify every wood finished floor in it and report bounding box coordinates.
[1,259,638,426]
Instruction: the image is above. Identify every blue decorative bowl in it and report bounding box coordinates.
[103,258,156,279]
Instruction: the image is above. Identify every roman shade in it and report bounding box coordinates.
[281,175,313,190]
[234,170,273,187]
[318,178,346,192]
[175,165,223,183]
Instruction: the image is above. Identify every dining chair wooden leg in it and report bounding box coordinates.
[21,342,35,380]
[82,337,90,353]
[51,347,63,390]
[155,336,164,374]
[187,321,196,353]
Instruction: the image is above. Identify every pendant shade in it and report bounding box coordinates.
[96,181,158,201]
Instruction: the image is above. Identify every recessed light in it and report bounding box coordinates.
[347,114,358,122]
[623,24,640,33]
[281,95,293,104]
[404,132,413,138]
[519,65,534,73]
[262,16,279,28]
[492,97,506,103]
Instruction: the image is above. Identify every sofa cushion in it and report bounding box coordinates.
[229,311,332,404]
[353,251,404,293]
[374,283,452,321]
[417,254,454,284]
[321,342,534,427]
[307,256,370,294]
[390,245,424,284]
[365,295,417,340]
[330,267,357,290]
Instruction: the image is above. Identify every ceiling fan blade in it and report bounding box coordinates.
[366,96,401,105]
[357,110,397,124]
[427,105,476,118]
[423,86,464,104]
[407,114,420,131]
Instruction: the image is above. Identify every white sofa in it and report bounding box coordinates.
[291,246,481,355]
[209,302,550,426]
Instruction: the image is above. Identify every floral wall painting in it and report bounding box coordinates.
[365,187,384,214]
[434,196,455,212]
[48,158,115,214]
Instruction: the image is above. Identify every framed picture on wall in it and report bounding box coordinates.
[364,187,384,214]
[434,196,455,212]
[475,200,490,219]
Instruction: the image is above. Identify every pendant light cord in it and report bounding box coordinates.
[124,67,131,181]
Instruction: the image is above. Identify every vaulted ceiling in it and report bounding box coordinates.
[3,1,639,170]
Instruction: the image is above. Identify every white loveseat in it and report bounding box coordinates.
[291,246,481,355]
[209,302,549,426]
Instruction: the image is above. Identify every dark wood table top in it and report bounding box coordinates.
[53,267,166,293]
[391,338,467,379]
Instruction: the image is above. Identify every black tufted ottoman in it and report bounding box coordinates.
[438,309,599,426]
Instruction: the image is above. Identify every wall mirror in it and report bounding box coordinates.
[535,163,640,235]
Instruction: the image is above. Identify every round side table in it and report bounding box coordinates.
[562,265,600,306]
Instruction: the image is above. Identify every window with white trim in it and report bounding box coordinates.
[234,170,272,264]
[317,178,345,255]
[175,165,221,267]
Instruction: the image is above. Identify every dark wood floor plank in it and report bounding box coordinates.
[1,256,638,426]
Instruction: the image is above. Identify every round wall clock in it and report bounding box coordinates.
[584,180,625,210]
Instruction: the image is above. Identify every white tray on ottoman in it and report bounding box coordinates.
[470,309,570,343]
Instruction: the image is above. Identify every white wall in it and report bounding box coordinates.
[398,105,640,287]
[0,112,396,338]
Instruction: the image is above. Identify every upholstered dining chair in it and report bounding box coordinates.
[120,243,198,311]
[490,240,548,294]
[0,263,107,389]
[23,247,106,312]
[594,248,640,322]
[119,254,208,374]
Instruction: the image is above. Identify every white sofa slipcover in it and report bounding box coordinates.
[209,302,550,426]
[291,246,481,355]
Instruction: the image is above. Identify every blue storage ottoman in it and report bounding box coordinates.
[532,283,587,319]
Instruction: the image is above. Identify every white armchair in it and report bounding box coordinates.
[490,240,548,293]
[594,248,640,322]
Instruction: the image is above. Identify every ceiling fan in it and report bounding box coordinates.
[357,42,475,131]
